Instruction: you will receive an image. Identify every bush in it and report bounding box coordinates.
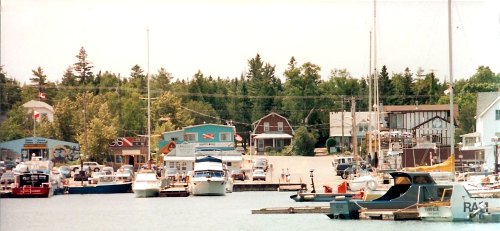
[292,126,316,156]
[326,138,337,154]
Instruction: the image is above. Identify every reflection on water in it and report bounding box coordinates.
[1,192,497,231]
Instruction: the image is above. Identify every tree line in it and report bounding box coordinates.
[0,47,499,161]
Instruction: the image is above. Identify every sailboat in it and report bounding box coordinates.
[132,29,161,198]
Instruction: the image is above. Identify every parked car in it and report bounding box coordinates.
[70,162,105,172]
[0,172,16,184]
[252,169,266,181]
[4,161,16,170]
[231,169,245,181]
[58,166,72,178]
[254,158,268,171]
[101,166,114,175]
[336,163,353,179]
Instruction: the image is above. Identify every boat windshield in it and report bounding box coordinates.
[193,171,224,178]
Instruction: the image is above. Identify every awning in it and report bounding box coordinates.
[253,133,293,139]
[122,150,142,155]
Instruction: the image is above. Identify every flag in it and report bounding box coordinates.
[38,92,47,99]
[444,85,452,95]
[33,110,40,120]
[202,133,214,140]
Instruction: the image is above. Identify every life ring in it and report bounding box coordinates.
[366,179,378,191]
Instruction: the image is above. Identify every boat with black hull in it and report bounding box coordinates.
[327,171,453,219]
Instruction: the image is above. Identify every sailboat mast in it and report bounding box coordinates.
[448,0,455,175]
[147,29,151,164]
[373,0,382,167]
[368,31,373,157]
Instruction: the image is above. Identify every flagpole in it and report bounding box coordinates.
[33,110,36,137]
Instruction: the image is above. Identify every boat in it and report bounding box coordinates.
[417,183,500,222]
[189,155,227,196]
[133,170,160,198]
[67,175,132,194]
[290,192,357,202]
[327,171,453,219]
[11,172,52,198]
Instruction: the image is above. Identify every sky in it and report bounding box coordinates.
[1,0,499,85]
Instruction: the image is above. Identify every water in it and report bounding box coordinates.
[0,192,497,231]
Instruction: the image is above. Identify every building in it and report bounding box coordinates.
[0,137,79,162]
[108,137,148,170]
[329,111,374,153]
[22,100,54,122]
[160,124,243,175]
[460,92,500,172]
[251,112,294,155]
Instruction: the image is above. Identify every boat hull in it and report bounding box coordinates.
[133,187,160,198]
[68,183,132,194]
[11,186,51,198]
[190,179,226,196]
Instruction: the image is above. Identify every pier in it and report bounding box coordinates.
[233,182,306,192]
[252,206,330,214]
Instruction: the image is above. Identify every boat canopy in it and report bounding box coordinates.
[405,155,455,173]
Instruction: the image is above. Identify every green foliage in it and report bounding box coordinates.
[292,126,316,156]
[0,67,22,114]
[326,137,337,153]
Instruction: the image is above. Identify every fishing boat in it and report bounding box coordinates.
[133,170,160,198]
[327,171,453,219]
[67,175,132,194]
[417,183,500,222]
[11,172,52,198]
[189,155,227,196]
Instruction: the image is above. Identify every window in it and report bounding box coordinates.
[277,122,283,132]
[115,155,123,163]
[264,122,270,132]
[181,162,187,170]
[496,110,500,120]
[138,155,146,163]
[220,132,231,141]
[389,114,404,129]
[184,133,197,142]
[276,139,284,148]
[169,162,175,169]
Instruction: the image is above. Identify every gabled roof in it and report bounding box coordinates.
[252,112,294,134]
[413,115,453,129]
[476,95,500,119]
[383,104,457,113]
[22,100,54,113]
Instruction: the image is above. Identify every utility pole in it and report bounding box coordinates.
[351,97,357,162]
[341,97,344,153]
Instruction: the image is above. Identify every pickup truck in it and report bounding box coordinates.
[70,162,105,172]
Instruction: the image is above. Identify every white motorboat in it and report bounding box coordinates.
[190,156,227,196]
[133,170,160,198]
[417,183,500,222]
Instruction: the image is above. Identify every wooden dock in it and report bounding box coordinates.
[252,206,330,214]
[360,208,420,220]
[233,182,306,192]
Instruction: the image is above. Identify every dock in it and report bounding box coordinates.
[252,206,330,214]
[233,182,306,192]
[159,187,190,197]
[360,208,420,220]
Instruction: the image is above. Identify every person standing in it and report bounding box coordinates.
[285,168,290,182]
[281,169,285,182]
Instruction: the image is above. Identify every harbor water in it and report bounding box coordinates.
[1,191,497,231]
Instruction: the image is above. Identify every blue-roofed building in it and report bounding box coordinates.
[0,137,80,162]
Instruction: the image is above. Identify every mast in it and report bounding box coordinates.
[373,0,382,168]
[448,0,455,175]
[147,29,151,165]
[368,31,373,157]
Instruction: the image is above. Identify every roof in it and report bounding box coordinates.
[383,104,457,113]
[252,112,294,134]
[253,133,293,139]
[476,94,500,118]
[22,100,54,113]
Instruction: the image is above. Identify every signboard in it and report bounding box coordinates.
[109,137,146,147]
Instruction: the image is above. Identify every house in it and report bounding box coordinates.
[160,124,243,175]
[22,100,54,122]
[460,92,500,172]
[329,111,374,153]
[108,137,148,170]
[383,104,458,147]
[251,112,294,154]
